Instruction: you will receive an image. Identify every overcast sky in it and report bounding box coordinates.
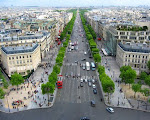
[0,0,150,7]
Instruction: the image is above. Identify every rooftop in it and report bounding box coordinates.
[1,43,39,54]
[118,42,150,53]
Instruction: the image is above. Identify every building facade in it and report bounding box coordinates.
[116,42,150,74]
[1,43,41,77]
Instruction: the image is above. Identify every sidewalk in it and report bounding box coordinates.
[96,40,131,108]
[0,44,59,113]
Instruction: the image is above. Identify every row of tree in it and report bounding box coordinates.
[41,10,77,105]
[98,65,115,103]
[79,10,101,64]
[79,9,115,103]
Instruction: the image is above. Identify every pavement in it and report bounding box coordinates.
[0,43,60,113]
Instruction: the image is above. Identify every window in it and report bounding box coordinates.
[20,60,22,64]
[16,56,18,59]
[30,55,31,58]
[133,55,134,57]
[139,55,140,58]
[30,59,32,62]
[27,55,28,58]
[23,56,24,58]
[27,60,29,63]
[17,61,19,64]
[146,56,148,59]
[138,60,140,63]
[12,57,14,59]
[143,56,144,58]
[129,55,130,57]
[20,56,21,59]
[9,57,11,60]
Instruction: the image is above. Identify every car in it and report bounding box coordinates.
[88,79,91,82]
[92,84,96,89]
[75,61,78,63]
[106,107,114,113]
[81,78,83,83]
[81,58,86,61]
[84,52,87,55]
[92,79,95,83]
[80,117,90,120]
[90,100,95,107]
[93,89,97,94]
[80,82,83,87]
[85,78,88,82]
[89,56,93,58]
[82,64,86,70]
[88,82,92,87]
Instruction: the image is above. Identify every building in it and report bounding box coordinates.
[116,42,150,74]
[1,43,41,77]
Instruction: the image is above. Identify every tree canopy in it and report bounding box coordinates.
[10,73,24,87]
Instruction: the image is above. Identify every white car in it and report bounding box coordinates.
[88,82,92,87]
[92,84,96,89]
[84,78,88,82]
[81,78,83,83]
[84,52,87,55]
[92,79,95,83]
[106,107,114,113]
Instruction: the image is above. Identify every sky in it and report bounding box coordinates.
[0,0,150,7]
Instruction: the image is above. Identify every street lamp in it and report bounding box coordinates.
[6,94,10,112]
[117,97,120,106]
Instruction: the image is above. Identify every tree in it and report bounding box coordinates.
[120,66,132,73]
[140,72,147,80]
[98,65,105,74]
[41,82,55,106]
[132,84,141,98]
[93,54,101,63]
[144,75,150,87]
[11,73,24,90]
[147,60,150,71]
[53,65,60,74]
[0,88,5,99]
[120,68,136,88]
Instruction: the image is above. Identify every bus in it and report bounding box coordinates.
[86,62,90,71]
[91,62,96,71]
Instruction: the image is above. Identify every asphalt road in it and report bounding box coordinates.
[1,11,150,120]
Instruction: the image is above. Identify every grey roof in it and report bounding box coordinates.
[118,42,150,53]
[1,43,39,54]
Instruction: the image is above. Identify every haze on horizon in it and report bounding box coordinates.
[0,0,150,7]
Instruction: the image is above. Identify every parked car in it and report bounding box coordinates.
[92,79,95,83]
[88,82,92,87]
[81,78,83,83]
[106,107,114,113]
[82,64,86,70]
[80,82,83,87]
[81,58,86,61]
[92,84,96,89]
[93,89,97,94]
[80,117,90,120]
[90,100,95,107]
[84,78,88,82]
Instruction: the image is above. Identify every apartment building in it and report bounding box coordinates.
[1,43,41,77]
[116,42,150,74]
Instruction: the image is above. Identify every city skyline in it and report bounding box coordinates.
[0,0,150,7]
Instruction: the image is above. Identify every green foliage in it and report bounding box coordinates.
[41,82,55,95]
[132,84,141,98]
[0,88,5,99]
[140,88,150,97]
[10,72,24,87]
[140,72,147,80]
[0,70,9,89]
[147,60,150,71]
[53,65,60,74]
[144,75,150,86]
[120,66,136,85]
[98,65,105,74]
[93,54,101,63]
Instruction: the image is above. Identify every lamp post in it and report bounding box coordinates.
[117,97,120,106]
[6,95,10,112]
